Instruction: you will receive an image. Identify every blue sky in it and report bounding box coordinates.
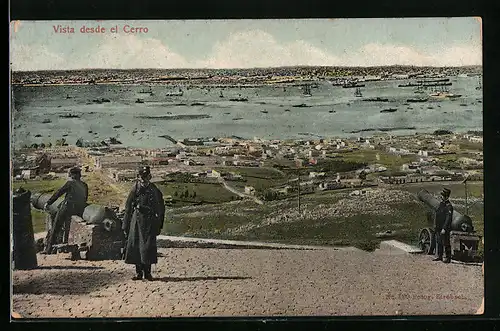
[10,18,482,70]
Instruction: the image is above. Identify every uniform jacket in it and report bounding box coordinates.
[435,199,453,232]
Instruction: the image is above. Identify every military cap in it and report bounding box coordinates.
[138,165,151,177]
[69,166,82,175]
[441,188,451,197]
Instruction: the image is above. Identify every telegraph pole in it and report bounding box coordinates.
[464,177,469,216]
[297,171,301,215]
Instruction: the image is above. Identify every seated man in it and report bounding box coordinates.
[43,167,88,254]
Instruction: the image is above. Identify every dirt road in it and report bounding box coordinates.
[12,248,482,318]
[218,177,264,205]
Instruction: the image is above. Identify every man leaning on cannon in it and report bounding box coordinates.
[122,166,165,281]
[42,166,88,254]
[433,188,453,263]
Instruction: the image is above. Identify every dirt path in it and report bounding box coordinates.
[12,248,482,318]
[218,177,264,205]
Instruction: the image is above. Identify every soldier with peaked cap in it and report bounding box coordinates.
[43,166,88,254]
[122,166,165,281]
[433,188,453,263]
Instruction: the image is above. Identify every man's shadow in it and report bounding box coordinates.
[152,276,251,282]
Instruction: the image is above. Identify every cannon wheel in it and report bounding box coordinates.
[418,228,435,255]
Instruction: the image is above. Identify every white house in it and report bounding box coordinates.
[309,172,326,178]
[244,186,255,195]
[206,170,221,178]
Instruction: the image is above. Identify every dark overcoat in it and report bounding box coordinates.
[122,180,165,265]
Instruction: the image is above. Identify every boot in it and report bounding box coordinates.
[443,257,451,263]
[143,264,153,281]
[132,265,143,280]
[432,256,443,261]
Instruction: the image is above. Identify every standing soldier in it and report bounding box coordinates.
[433,188,453,263]
[43,167,88,254]
[122,166,165,281]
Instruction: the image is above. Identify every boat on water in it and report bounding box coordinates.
[363,97,389,102]
[166,88,184,97]
[135,98,144,103]
[416,78,450,83]
[303,84,312,97]
[342,82,365,88]
[229,96,248,102]
[399,82,452,87]
[476,78,482,90]
[414,85,425,94]
[219,90,224,98]
[380,108,397,113]
[354,87,363,97]
[92,98,110,103]
[429,92,462,99]
[407,98,428,103]
[261,110,269,114]
[139,86,153,94]
[59,114,80,118]
[329,110,336,113]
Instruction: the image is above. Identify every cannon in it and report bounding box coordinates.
[31,192,125,260]
[417,189,481,261]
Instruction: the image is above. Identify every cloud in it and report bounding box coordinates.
[196,30,341,68]
[10,29,482,70]
[345,43,482,67]
[86,34,188,69]
[10,43,66,71]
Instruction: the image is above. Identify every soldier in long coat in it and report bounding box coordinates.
[122,166,165,281]
[433,188,453,263]
[43,167,88,254]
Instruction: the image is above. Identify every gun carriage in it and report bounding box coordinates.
[31,192,125,260]
[417,189,481,261]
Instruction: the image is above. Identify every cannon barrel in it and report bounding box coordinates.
[417,189,474,232]
[30,192,121,232]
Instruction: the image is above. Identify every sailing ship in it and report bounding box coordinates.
[303,84,312,97]
[380,108,397,113]
[229,94,248,102]
[476,77,482,90]
[414,85,425,94]
[429,85,461,99]
[166,88,184,97]
[354,87,363,97]
[220,90,224,98]
[139,86,153,94]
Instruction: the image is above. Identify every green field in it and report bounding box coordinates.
[12,178,66,194]
[339,149,417,171]
[157,182,240,206]
[12,179,67,233]
[216,166,290,192]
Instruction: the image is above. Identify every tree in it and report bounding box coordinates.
[173,191,178,197]
[185,189,189,199]
[192,191,197,199]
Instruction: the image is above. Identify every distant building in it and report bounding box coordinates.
[50,157,79,172]
[244,186,255,195]
[111,171,137,182]
[206,170,221,178]
[309,172,326,178]
[95,156,142,169]
[418,150,429,157]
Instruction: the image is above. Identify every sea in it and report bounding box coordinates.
[11,76,483,149]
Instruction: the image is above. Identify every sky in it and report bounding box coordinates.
[9,18,482,71]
